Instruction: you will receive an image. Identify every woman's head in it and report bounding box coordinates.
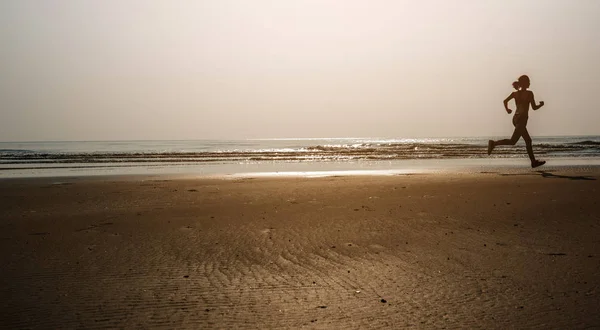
[512,75,530,90]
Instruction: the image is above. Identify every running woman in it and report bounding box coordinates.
[488,75,546,168]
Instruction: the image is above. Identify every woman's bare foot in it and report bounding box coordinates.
[531,160,546,168]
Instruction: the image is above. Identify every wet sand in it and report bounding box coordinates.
[1,170,599,329]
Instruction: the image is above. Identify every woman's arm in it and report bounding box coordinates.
[503,92,515,114]
[531,92,544,110]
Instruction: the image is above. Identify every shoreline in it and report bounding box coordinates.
[2,157,600,180]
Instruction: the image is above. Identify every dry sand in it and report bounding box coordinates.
[1,170,599,329]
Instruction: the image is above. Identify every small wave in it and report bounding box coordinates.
[568,140,600,146]
[306,145,348,152]
[0,149,36,154]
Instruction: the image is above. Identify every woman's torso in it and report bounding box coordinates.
[514,90,532,118]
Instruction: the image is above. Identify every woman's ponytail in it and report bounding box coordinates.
[512,81,520,90]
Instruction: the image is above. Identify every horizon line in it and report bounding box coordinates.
[1,134,599,144]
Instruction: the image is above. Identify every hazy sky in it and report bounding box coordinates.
[1,0,599,141]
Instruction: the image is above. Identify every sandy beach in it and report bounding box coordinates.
[1,169,599,329]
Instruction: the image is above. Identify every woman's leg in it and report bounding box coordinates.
[491,125,523,149]
[522,128,546,167]
[521,128,535,163]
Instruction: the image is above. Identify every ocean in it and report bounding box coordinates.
[1,136,600,178]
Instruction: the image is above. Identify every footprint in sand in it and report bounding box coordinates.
[260,228,274,234]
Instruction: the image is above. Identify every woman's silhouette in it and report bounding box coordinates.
[488,75,546,168]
